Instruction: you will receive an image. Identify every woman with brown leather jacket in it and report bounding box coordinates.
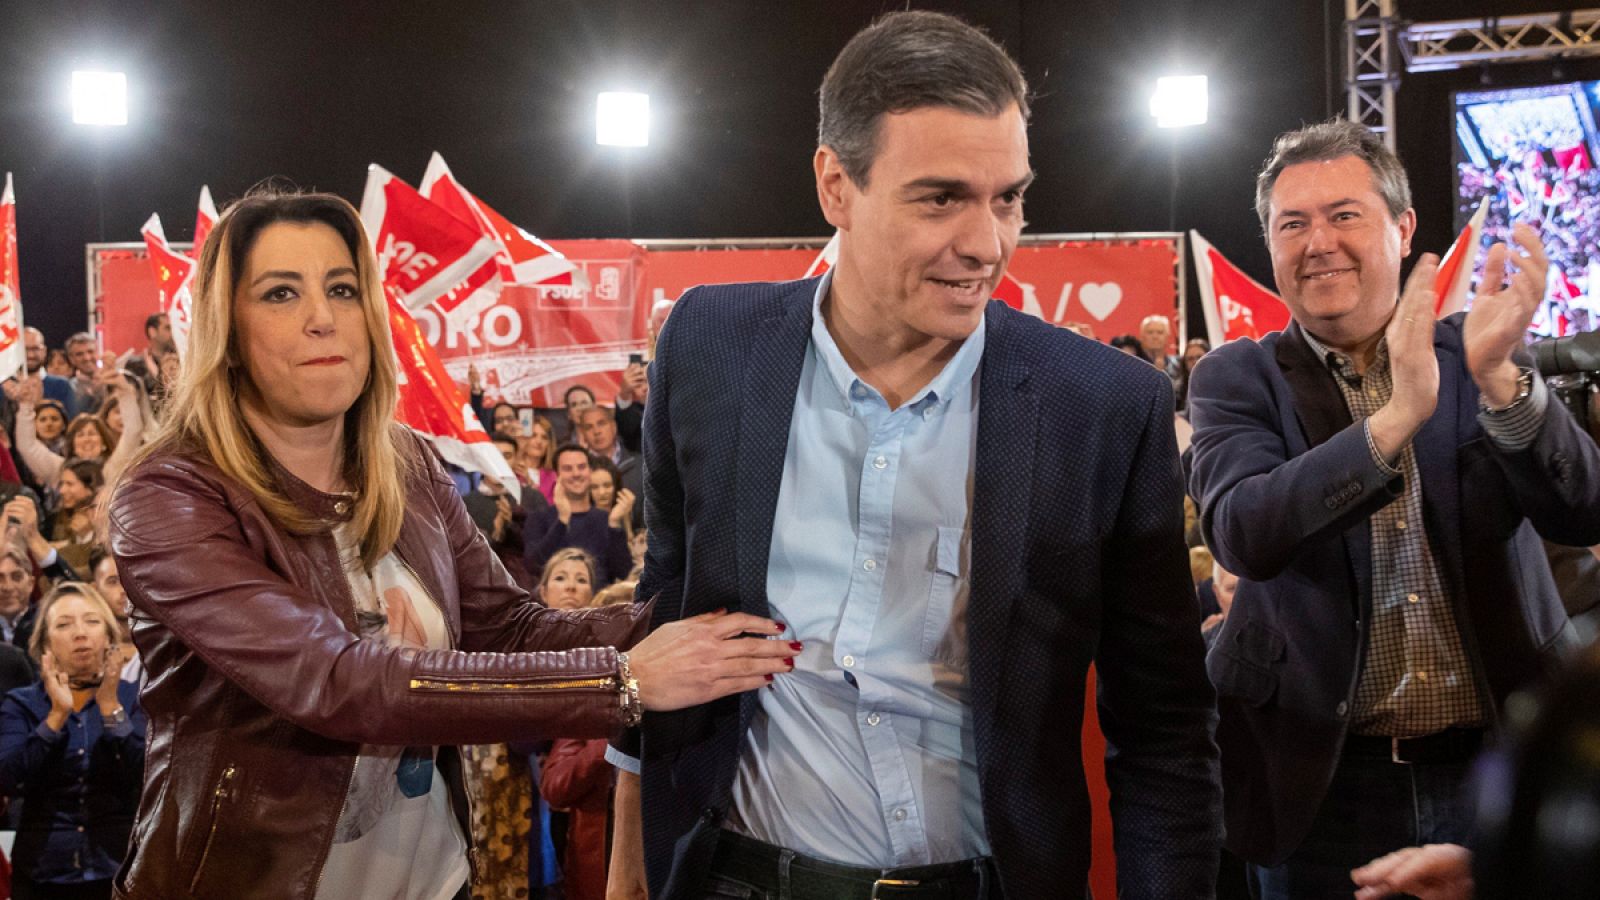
[104,190,798,900]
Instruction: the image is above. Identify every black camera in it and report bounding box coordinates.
[1532,331,1600,436]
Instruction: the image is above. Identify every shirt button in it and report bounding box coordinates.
[862,559,877,572]
[893,808,908,822]
[852,384,868,399]
[1407,593,1420,604]
[1395,519,1407,530]
[1367,389,1379,399]
[1336,701,1349,716]
[873,456,888,470]
[333,500,350,516]
[77,825,85,832]
[841,655,856,669]
[921,408,933,421]
[1416,671,1429,682]
[866,712,881,726]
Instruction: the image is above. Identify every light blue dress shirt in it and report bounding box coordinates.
[725,274,990,867]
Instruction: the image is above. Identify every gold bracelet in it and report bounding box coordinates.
[615,652,643,727]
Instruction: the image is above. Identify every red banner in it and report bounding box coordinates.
[92,237,1180,406]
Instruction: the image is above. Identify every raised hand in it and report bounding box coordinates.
[95,646,123,713]
[1368,253,1441,463]
[628,610,798,711]
[1464,223,1548,407]
[608,488,636,529]
[553,487,574,525]
[40,652,75,730]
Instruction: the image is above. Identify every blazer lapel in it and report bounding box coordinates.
[968,303,1037,756]
[1415,332,1464,594]
[733,280,818,624]
[1274,321,1373,617]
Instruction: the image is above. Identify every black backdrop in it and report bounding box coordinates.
[1,0,1595,345]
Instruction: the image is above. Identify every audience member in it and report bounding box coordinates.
[0,582,144,900]
[1109,334,1149,362]
[1140,314,1181,377]
[586,458,634,542]
[521,416,558,504]
[1175,337,1211,415]
[43,351,71,381]
[523,445,631,587]
[62,334,102,414]
[87,551,139,686]
[0,545,34,649]
[561,385,596,444]
[47,460,103,577]
[613,360,647,454]
[577,407,642,532]
[119,313,174,399]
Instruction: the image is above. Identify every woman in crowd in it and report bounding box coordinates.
[30,401,67,457]
[47,460,102,576]
[43,351,71,380]
[521,416,558,505]
[541,577,636,900]
[0,582,145,900]
[587,458,631,542]
[15,366,143,489]
[104,190,794,899]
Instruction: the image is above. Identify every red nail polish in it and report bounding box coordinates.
[775,621,787,632]
[764,673,774,682]
[785,658,795,669]
[789,642,803,652]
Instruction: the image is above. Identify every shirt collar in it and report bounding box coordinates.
[809,271,986,411]
[1300,327,1388,381]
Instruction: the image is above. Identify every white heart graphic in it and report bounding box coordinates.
[1078,282,1123,321]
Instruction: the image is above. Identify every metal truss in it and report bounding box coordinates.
[1346,0,1399,149]
[1344,6,1600,145]
[1401,10,1600,73]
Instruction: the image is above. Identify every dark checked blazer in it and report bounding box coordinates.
[633,276,1221,900]
[1187,315,1600,866]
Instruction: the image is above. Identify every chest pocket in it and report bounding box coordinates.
[923,526,970,665]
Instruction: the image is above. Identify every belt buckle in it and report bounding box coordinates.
[872,878,921,899]
[1391,736,1412,765]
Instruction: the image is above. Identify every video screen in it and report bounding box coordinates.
[1453,80,1600,337]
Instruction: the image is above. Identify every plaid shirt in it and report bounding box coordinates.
[1300,331,1546,737]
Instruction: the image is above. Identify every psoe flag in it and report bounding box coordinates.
[358,164,500,320]
[1190,230,1290,344]
[419,153,586,290]
[1434,196,1490,318]
[387,287,519,500]
[0,174,24,378]
[140,213,197,357]
[194,185,219,257]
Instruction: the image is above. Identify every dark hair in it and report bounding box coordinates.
[1109,335,1150,363]
[562,385,595,407]
[62,457,105,502]
[553,443,590,469]
[1255,118,1411,233]
[491,402,519,423]
[144,312,168,333]
[490,433,518,454]
[818,10,1030,186]
[588,456,622,502]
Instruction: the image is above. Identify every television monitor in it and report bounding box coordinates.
[1453,80,1600,337]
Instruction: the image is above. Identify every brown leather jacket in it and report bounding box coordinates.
[106,429,650,899]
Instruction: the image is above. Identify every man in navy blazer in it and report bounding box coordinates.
[1189,120,1600,898]
[614,11,1219,900]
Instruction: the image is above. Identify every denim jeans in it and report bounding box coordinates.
[1248,747,1475,900]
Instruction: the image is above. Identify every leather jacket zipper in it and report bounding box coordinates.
[408,675,615,692]
[189,765,237,893]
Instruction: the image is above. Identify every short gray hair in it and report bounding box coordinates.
[818,11,1029,187]
[1254,119,1411,233]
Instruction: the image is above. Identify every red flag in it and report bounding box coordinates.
[1190,230,1290,344]
[358,164,500,321]
[0,174,23,377]
[387,288,519,497]
[419,153,584,289]
[1434,196,1489,318]
[140,214,197,357]
[194,185,218,255]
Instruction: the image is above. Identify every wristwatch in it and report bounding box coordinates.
[1481,368,1534,414]
[102,705,128,727]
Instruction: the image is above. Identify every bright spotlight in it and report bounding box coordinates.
[596,92,650,147]
[1150,75,1208,129]
[72,70,128,126]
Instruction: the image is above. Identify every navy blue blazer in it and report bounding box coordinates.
[1188,315,1600,865]
[635,277,1220,899]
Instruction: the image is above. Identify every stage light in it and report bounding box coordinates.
[1150,75,1208,129]
[71,70,128,126]
[596,92,649,147]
